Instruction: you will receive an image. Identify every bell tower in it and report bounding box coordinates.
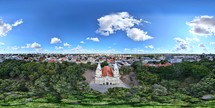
[113,62,119,77]
[95,62,102,77]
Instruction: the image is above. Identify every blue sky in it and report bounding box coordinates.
[0,0,215,54]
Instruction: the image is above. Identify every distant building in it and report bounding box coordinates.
[142,57,161,64]
[144,62,172,67]
[169,58,182,64]
[183,56,199,62]
[0,55,3,63]
[206,55,214,61]
[95,62,120,85]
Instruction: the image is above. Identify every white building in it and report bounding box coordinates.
[95,62,120,85]
[169,58,182,64]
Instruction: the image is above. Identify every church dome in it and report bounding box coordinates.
[102,66,113,77]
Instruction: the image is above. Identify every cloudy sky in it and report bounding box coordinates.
[0,0,215,54]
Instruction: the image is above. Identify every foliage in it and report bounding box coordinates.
[45,92,61,103]
[0,59,215,107]
[187,73,215,97]
[119,66,133,75]
[101,61,109,67]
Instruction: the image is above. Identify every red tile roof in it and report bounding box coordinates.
[102,66,113,77]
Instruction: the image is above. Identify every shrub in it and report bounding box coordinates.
[45,92,61,103]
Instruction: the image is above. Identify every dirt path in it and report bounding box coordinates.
[121,72,139,87]
[83,69,94,83]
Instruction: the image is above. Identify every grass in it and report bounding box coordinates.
[0,97,183,108]
[0,92,215,108]
[1,99,215,108]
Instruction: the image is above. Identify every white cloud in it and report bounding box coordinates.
[50,37,62,44]
[192,37,200,42]
[203,49,208,52]
[124,48,130,51]
[137,50,144,52]
[96,12,142,36]
[31,42,41,49]
[11,46,19,50]
[80,41,84,44]
[199,43,205,48]
[22,42,41,49]
[96,12,153,41]
[174,37,201,51]
[12,19,23,27]
[0,19,12,37]
[186,15,215,36]
[210,42,215,46]
[86,37,100,42]
[174,37,190,51]
[126,28,153,41]
[199,43,208,52]
[143,20,151,24]
[55,46,63,50]
[124,48,145,53]
[0,19,23,37]
[184,37,200,43]
[71,45,82,51]
[0,42,5,45]
[35,48,42,52]
[64,45,121,54]
[63,42,71,47]
[145,45,154,49]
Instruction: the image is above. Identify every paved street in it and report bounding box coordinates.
[89,79,130,93]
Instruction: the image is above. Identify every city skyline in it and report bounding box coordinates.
[1,0,215,54]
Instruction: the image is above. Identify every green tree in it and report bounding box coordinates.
[120,66,133,75]
[101,61,109,67]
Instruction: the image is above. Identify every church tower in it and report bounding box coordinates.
[94,61,120,85]
[95,62,102,77]
[113,62,119,77]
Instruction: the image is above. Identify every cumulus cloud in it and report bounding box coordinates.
[199,43,208,52]
[50,37,62,44]
[0,20,12,37]
[126,28,153,41]
[186,15,215,36]
[174,37,201,51]
[0,42,5,45]
[86,37,100,42]
[199,43,205,48]
[80,41,84,44]
[174,37,190,51]
[0,19,22,37]
[31,42,41,49]
[96,12,153,41]
[22,42,41,49]
[55,46,63,50]
[145,45,154,49]
[97,12,141,36]
[63,42,71,47]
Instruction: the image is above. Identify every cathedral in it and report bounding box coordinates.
[95,62,120,85]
